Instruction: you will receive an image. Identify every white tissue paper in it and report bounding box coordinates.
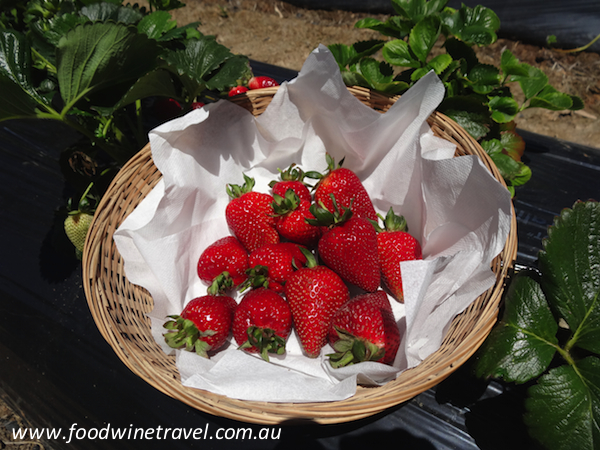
[113,44,513,403]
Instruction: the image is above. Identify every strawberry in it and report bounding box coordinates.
[163,294,236,358]
[225,174,279,252]
[197,236,249,294]
[248,76,279,90]
[308,198,380,292]
[284,248,350,358]
[64,181,98,259]
[272,189,322,246]
[373,208,423,303]
[269,163,312,202]
[233,287,293,361]
[228,86,249,97]
[244,242,308,292]
[191,101,205,109]
[64,211,93,255]
[327,291,400,367]
[308,154,377,221]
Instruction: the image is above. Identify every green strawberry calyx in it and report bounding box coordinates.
[304,153,345,182]
[306,194,353,228]
[269,163,307,185]
[238,326,287,362]
[271,189,301,216]
[371,207,408,233]
[163,315,215,358]
[239,265,272,291]
[207,272,235,295]
[327,327,385,368]
[226,174,255,199]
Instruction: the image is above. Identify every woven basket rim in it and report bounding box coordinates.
[82,85,518,425]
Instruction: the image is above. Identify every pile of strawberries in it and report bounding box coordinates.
[163,154,423,368]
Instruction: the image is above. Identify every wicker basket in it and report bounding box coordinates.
[82,85,517,425]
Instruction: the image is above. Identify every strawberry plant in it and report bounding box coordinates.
[0,0,253,256]
[475,200,600,450]
[327,0,584,196]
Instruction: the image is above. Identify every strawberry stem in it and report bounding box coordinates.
[226,174,255,199]
[239,326,287,362]
[327,327,386,368]
[163,315,215,358]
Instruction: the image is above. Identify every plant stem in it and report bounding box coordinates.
[31,47,57,74]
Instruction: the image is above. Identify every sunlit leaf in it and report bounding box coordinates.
[525,357,600,450]
[475,272,558,383]
[56,22,158,107]
[539,200,600,355]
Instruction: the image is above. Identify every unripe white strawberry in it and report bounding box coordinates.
[64,211,93,256]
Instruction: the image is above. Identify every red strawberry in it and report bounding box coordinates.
[284,249,350,358]
[269,163,312,202]
[225,174,279,252]
[248,76,279,90]
[244,242,308,292]
[272,189,322,246]
[233,287,293,361]
[309,199,380,292]
[308,154,377,221]
[228,85,249,97]
[191,101,205,109]
[328,291,400,367]
[374,208,423,303]
[163,295,236,358]
[197,236,249,294]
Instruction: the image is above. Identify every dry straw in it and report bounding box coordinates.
[82,86,518,425]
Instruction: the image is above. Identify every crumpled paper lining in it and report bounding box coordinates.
[113,44,512,403]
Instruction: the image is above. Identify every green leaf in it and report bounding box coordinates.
[382,39,420,68]
[443,4,500,46]
[137,10,177,40]
[164,36,250,98]
[355,17,411,38]
[475,272,558,383]
[524,357,600,450]
[444,37,478,72]
[426,53,452,74]
[100,68,178,114]
[79,3,143,24]
[489,95,519,123]
[409,15,441,63]
[205,54,252,92]
[500,129,526,160]
[355,57,409,94]
[528,85,574,111]
[328,43,356,68]
[439,96,491,140]
[328,40,385,68]
[570,95,585,111]
[489,151,531,187]
[539,200,600,355]
[468,63,500,94]
[56,22,158,109]
[0,30,47,119]
[510,63,548,100]
[499,49,530,78]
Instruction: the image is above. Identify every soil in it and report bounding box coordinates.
[1,1,599,449]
